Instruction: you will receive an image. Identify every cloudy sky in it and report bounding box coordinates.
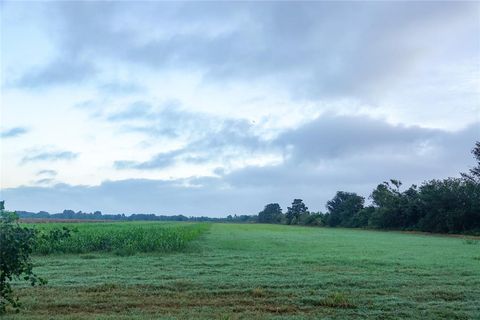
[1,1,479,216]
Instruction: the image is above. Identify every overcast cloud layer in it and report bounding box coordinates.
[1,2,479,215]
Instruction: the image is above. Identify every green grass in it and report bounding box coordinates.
[5,223,480,319]
[31,222,210,255]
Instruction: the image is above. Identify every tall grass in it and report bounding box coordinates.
[31,222,210,255]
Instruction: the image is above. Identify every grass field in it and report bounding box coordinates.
[5,223,480,319]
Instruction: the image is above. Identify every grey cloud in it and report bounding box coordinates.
[0,179,250,216]
[15,59,97,88]
[107,101,153,122]
[110,101,266,170]
[218,120,479,209]
[275,114,442,162]
[13,2,478,99]
[220,116,479,202]
[114,118,262,170]
[114,149,183,170]
[74,100,98,109]
[1,127,28,138]
[34,178,55,185]
[184,155,210,164]
[98,81,144,95]
[37,170,57,177]
[22,151,78,164]
[114,116,264,170]
[2,118,477,215]
[224,119,479,188]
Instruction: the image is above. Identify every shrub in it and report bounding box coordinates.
[0,202,45,314]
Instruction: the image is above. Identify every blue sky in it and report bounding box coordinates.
[1,1,479,216]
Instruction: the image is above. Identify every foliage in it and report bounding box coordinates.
[17,209,256,223]
[416,178,480,233]
[461,141,480,182]
[257,203,283,224]
[369,180,409,229]
[321,178,480,233]
[325,191,364,227]
[258,142,480,234]
[285,199,309,225]
[32,222,210,255]
[225,214,257,223]
[0,201,45,314]
[298,212,325,226]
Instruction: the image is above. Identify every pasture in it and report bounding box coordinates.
[6,223,480,319]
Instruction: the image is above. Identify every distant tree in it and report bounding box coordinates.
[285,199,308,225]
[352,206,375,228]
[462,141,480,182]
[258,203,283,224]
[417,178,480,233]
[299,212,325,226]
[369,180,405,228]
[62,209,75,218]
[400,185,423,228]
[326,191,364,227]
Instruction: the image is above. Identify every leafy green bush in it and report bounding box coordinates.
[0,201,45,314]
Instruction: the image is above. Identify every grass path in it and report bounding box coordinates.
[6,223,480,319]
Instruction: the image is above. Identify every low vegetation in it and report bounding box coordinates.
[32,222,210,255]
[1,214,210,313]
[0,203,45,314]
[4,223,480,319]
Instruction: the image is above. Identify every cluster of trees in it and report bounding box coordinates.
[257,142,480,234]
[16,210,252,223]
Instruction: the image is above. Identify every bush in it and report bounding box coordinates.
[0,201,45,314]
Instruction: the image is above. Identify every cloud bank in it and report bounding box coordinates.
[1,1,478,215]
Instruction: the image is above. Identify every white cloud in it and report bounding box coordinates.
[1,1,478,214]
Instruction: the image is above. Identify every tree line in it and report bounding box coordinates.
[16,209,254,223]
[257,142,480,234]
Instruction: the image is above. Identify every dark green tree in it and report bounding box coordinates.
[352,206,375,228]
[369,180,406,228]
[326,191,365,227]
[462,141,480,182]
[258,203,283,223]
[417,178,480,233]
[299,212,325,226]
[285,199,308,225]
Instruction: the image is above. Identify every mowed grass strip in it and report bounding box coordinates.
[30,222,211,255]
[6,223,480,319]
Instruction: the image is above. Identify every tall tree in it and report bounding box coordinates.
[462,141,480,182]
[258,203,283,223]
[326,191,364,227]
[370,180,405,228]
[285,199,308,225]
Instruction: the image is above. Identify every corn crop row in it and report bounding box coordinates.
[32,222,210,255]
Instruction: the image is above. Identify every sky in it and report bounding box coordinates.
[0,1,479,216]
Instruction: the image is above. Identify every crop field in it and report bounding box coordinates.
[5,223,480,319]
[30,221,211,255]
